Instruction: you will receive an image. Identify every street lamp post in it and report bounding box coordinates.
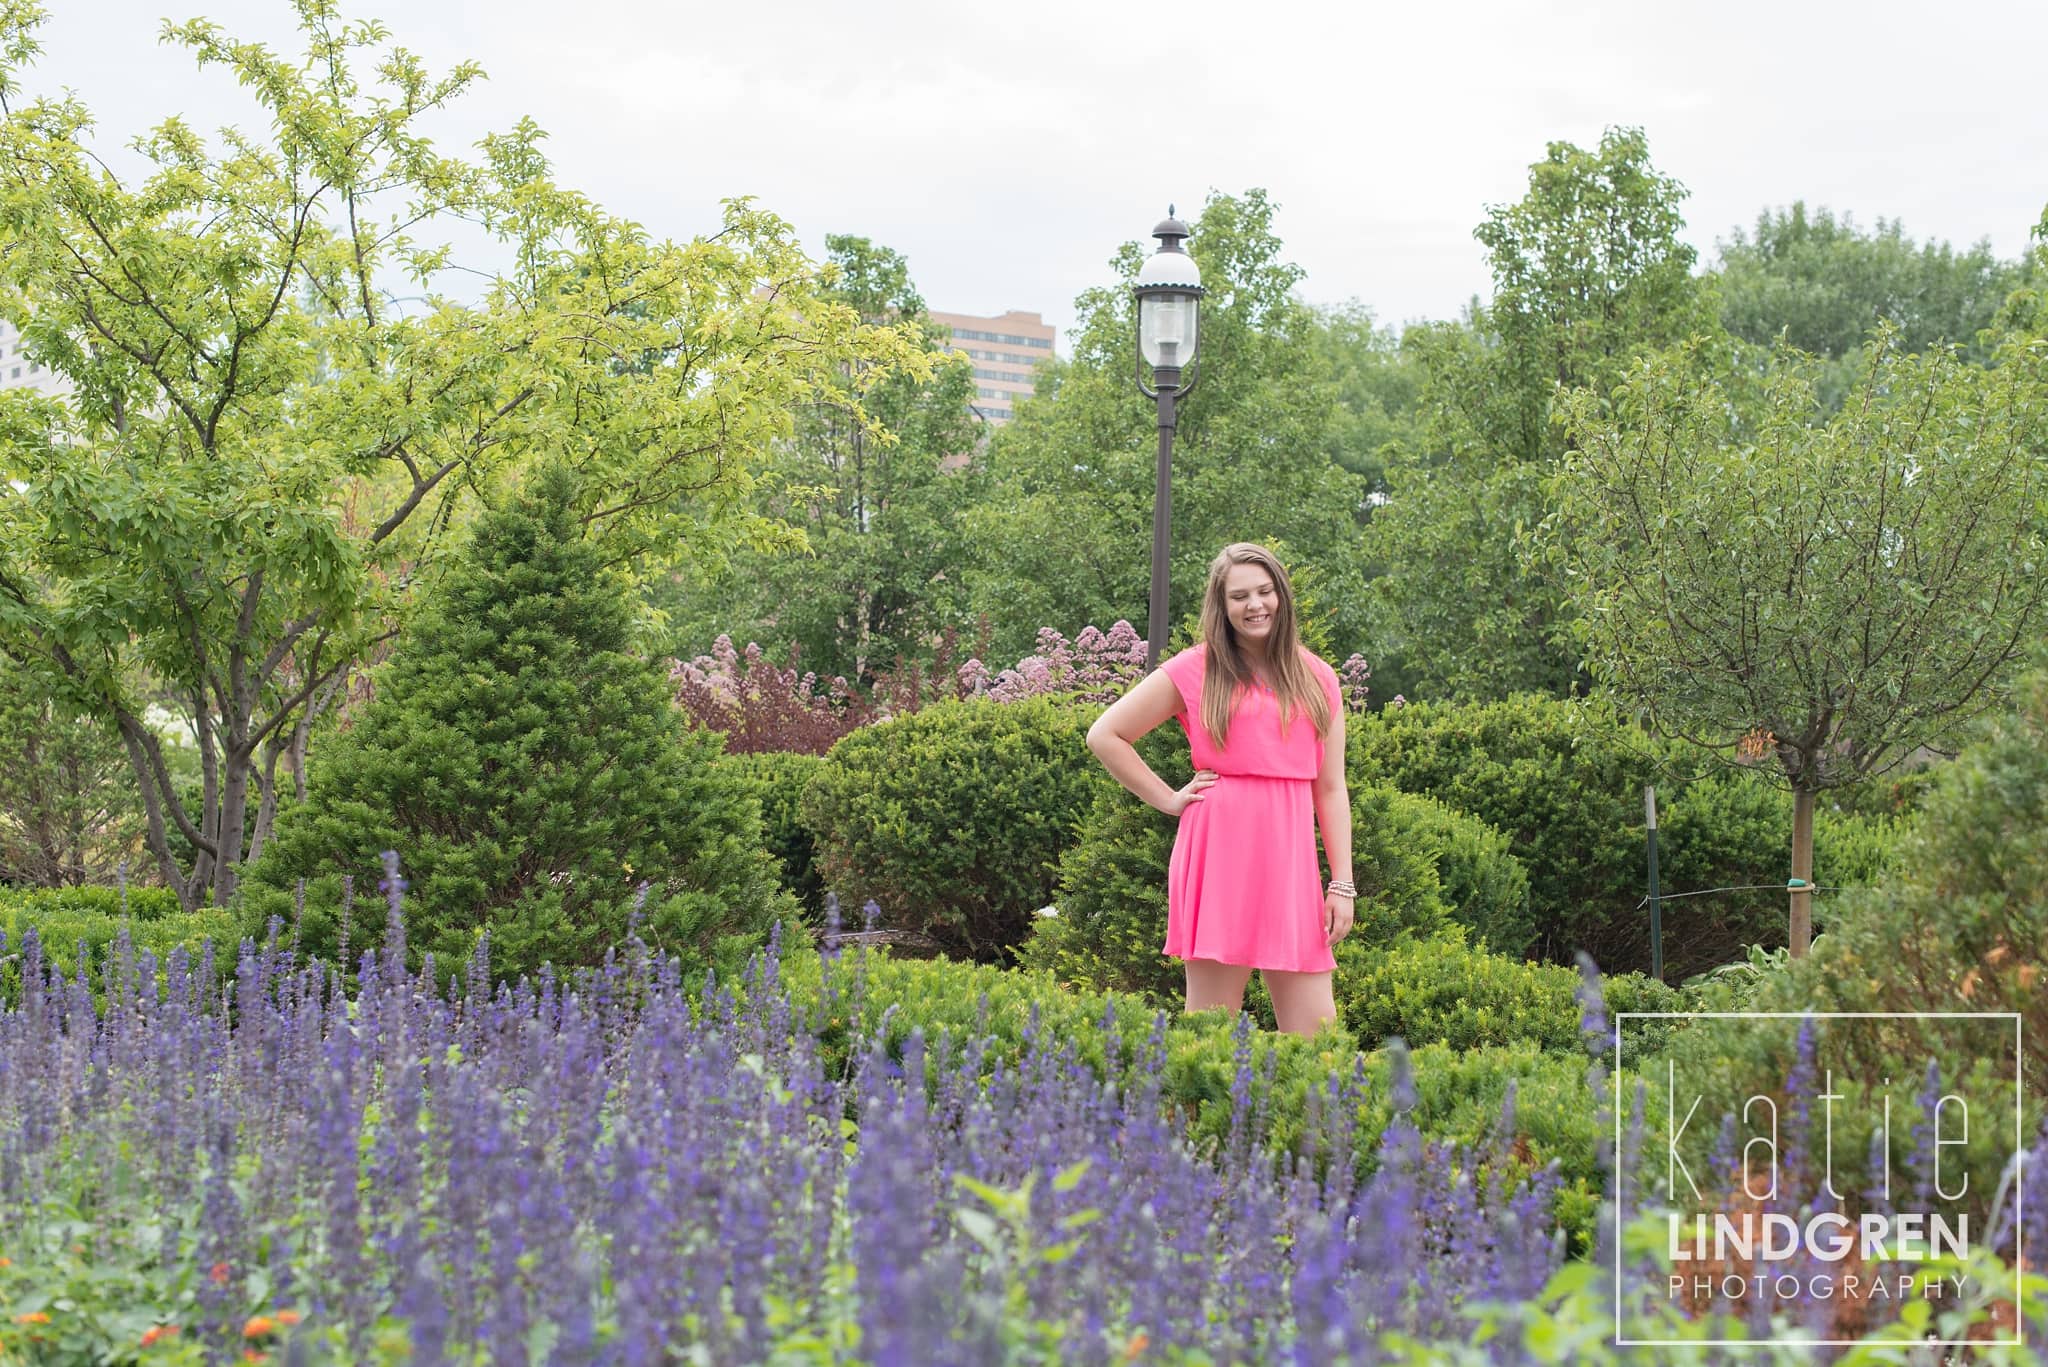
[1134,208,1204,671]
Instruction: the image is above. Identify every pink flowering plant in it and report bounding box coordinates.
[673,619,1375,754]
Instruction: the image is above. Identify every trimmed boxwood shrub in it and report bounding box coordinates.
[717,749,829,920]
[1657,769,1905,974]
[1390,791,1533,955]
[0,884,185,923]
[1345,693,1657,971]
[800,695,1101,962]
[239,465,794,989]
[1340,924,1682,1054]
[0,903,241,1002]
[1343,693,1905,977]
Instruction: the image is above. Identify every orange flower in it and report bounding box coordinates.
[1124,1329,1150,1360]
[275,1309,302,1326]
[209,1261,232,1285]
[243,1352,268,1364]
[243,1315,277,1338]
[13,1311,51,1325]
[0,1257,11,1268]
[142,1324,181,1346]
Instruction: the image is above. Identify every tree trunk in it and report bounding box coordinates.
[1789,786,1816,958]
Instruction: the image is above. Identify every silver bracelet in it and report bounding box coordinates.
[1326,879,1356,898]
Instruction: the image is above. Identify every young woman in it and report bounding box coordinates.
[1084,543,1355,1035]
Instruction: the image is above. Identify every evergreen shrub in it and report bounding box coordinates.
[799,695,1100,961]
[1344,694,1906,977]
[240,466,795,987]
[1345,694,1655,969]
[716,749,829,919]
[1658,770,1904,972]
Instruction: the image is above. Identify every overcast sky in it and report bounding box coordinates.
[34,0,2048,351]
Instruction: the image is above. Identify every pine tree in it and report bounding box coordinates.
[241,465,796,984]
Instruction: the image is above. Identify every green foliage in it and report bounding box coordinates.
[1345,694,1656,970]
[958,190,1375,667]
[800,695,1101,962]
[0,901,240,1000]
[1749,652,2048,1084]
[765,944,1606,1245]
[0,1,927,912]
[1550,327,2048,952]
[0,655,145,888]
[1343,694,1908,977]
[1468,126,1714,466]
[1341,925,1679,1055]
[1713,201,2024,367]
[1553,329,2048,796]
[1011,725,1186,1000]
[1657,769,1904,969]
[1363,128,1719,700]
[240,466,795,988]
[650,234,986,687]
[1310,301,1424,499]
[1363,459,1574,700]
[715,749,829,920]
[0,883,184,922]
[1382,781,1533,956]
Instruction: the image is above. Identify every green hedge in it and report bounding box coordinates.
[1346,694,1656,971]
[0,901,241,999]
[1657,769,1904,972]
[759,942,1610,1252]
[1346,695,1906,978]
[0,883,186,922]
[1342,925,1681,1055]
[801,696,1102,962]
[717,749,829,920]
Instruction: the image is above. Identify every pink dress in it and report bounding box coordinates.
[1158,641,1342,972]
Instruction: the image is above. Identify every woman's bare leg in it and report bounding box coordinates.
[1185,958,1254,1015]
[1264,968,1338,1036]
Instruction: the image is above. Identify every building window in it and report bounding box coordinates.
[972,367,1034,384]
[8,367,17,379]
[950,328,1052,349]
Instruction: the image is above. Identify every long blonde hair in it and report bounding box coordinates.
[1196,543,1329,749]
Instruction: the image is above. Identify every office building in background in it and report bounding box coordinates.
[0,319,69,398]
[927,308,1054,428]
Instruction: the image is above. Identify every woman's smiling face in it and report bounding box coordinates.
[1224,563,1278,646]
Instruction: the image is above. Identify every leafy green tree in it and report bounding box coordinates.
[1992,203,2048,338]
[957,190,1374,667]
[1764,648,2048,1083]
[652,234,983,688]
[1310,300,1424,500]
[1549,328,2048,956]
[241,464,794,984]
[0,0,923,910]
[0,655,143,886]
[1364,128,1718,699]
[1714,202,2025,362]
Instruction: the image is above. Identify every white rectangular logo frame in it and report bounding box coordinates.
[1612,1010,2024,1349]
